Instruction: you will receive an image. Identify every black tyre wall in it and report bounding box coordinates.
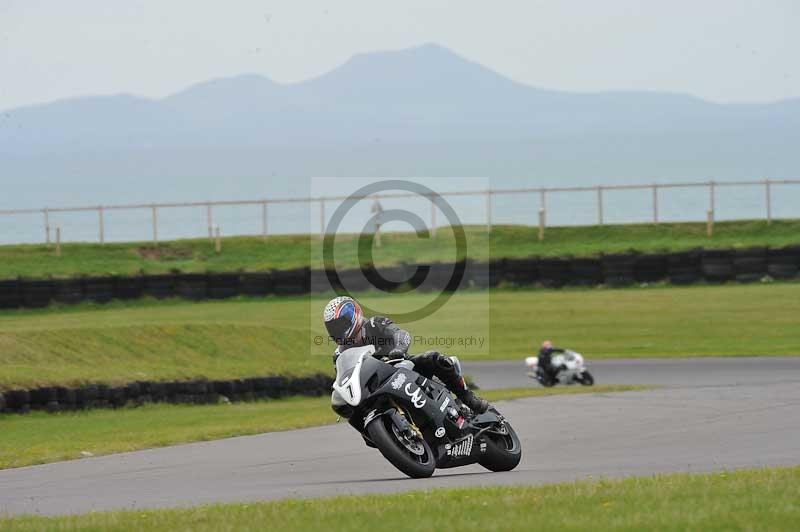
[668,250,702,285]
[143,275,175,299]
[501,258,539,286]
[240,273,273,296]
[569,258,603,286]
[0,280,21,309]
[84,277,115,303]
[767,246,800,279]
[207,274,240,299]
[602,254,637,286]
[22,280,53,308]
[701,249,734,283]
[634,254,668,283]
[175,274,208,300]
[733,247,767,283]
[538,258,570,288]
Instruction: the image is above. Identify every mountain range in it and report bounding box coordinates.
[2,43,798,187]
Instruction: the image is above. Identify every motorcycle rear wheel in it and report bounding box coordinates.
[478,421,522,472]
[367,414,436,478]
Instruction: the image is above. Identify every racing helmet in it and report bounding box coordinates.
[323,296,364,345]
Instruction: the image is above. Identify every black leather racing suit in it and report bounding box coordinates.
[333,316,469,395]
[538,346,566,380]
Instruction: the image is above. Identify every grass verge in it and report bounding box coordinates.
[0,282,798,391]
[1,219,799,280]
[3,466,798,530]
[0,385,644,470]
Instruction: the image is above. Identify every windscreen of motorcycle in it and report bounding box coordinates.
[333,345,376,406]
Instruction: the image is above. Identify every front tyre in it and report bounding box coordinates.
[479,420,522,472]
[367,415,436,479]
[579,371,594,386]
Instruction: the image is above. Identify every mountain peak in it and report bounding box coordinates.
[167,73,278,100]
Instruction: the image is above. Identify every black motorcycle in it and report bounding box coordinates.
[332,345,522,478]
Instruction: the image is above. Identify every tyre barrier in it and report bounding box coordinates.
[733,247,767,283]
[84,277,115,303]
[0,280,21,309]
[175,274,208,301]
[271,268,310,295]
[465,259,495,289]
[22,280,54,308]
[602,254,638,287]
[54,279,84,305]
[701,249,735,283]
[1,245,799,310]
[569,258,604,286]
[240,273,273,297]
[668,250,703,285]
[767,246,800,280]
[538,258,571,288]
[500,258,539,286]
[634,253,669,283]
[0,373,335,415]
[207,273,241,299]
[143,275,175,299]
[115,276,145,300]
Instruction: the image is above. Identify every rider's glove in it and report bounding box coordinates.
[386,348,406,359]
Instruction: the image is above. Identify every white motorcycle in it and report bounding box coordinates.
[525,350,594,387]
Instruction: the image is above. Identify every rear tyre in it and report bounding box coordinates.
[367,414,436,479]
[579,371,594,386]
[479,421,522,472]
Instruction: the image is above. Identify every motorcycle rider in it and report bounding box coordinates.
[538,340,567,382]
[323,295,490,414]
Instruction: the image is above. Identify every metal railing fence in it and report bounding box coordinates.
[1,178,798,245]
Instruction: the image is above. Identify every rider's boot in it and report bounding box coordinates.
[455,385,490,414]
[447,372,490,414]
[429,353,492,414]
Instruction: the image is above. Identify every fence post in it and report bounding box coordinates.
[43,208,51,244]
[486,190,492,233]
[320,200,325,238]
[765,179,772,225]
[597,186,604,225]
[151,205,158,244]
[707,210,714,237]
[652,185,659,224]
[262,201,268,239]
[538,209,546,241]
[55,227,61,257]
[430,197,437,238]
[215,226,221,254]
[709,180,716,214]
[98,206,105,244]
[540,189,547,212]
[206,203,213,240]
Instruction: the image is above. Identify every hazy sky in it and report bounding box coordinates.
[0,0,797,110]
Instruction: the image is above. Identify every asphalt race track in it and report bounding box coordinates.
[468,356,800,390]
[1,357,799,516]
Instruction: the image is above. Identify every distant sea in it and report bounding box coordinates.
[1,175,796,246]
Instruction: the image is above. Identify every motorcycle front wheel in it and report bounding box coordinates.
[367,414,436,478]
[579,371,595,386]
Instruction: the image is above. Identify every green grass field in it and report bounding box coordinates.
[2,219,798,280]
[1,283,798,391]
[0,385,643,470]
[3,466,797,531]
